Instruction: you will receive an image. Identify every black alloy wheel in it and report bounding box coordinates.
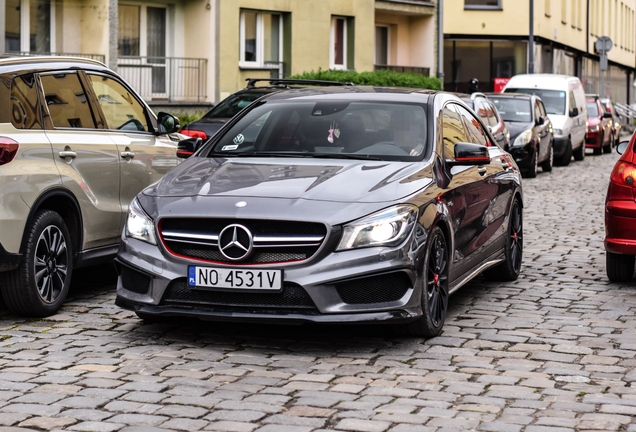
[398,226,449,338]
[541,142,553,172]
[484,198,523,281]
[0,210,73,317]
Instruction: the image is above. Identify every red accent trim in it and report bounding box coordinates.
[179,129,207,140]
[176,150,194,157]
[455,156,490,162]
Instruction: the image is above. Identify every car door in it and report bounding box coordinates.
[83,72,179,232]
[533,99,549,162]
[39,71,122,249]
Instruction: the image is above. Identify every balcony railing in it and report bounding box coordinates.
[2,51,106,63]
[374,64,431,76]
[117,56,208,102]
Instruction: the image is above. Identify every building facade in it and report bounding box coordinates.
[444,0,636,104]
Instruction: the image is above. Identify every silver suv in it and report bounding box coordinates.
[0,56,181,317]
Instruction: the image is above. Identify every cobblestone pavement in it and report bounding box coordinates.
[0,148,635,432]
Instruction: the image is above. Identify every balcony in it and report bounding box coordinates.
[374,64,431,76]
[117,56,208,102]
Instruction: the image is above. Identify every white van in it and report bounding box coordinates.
[503,74,587,166]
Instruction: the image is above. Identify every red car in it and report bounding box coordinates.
[586,94,613,155]
[605,134,636,281]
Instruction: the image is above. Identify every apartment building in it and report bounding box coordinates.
[444,0,636,104]
[0,0,440,108]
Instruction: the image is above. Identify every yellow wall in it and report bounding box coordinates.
[80,0,110,61]
[218,0,375,98]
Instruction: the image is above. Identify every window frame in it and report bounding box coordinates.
[463,0,503,10]
[239,9,283,69]
[442,103,469,161]
[330,16,348,70]
[5,0,57,53]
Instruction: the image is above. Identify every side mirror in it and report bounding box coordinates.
[617,140,630,155]
[603,111,613,119]
[177,137,202,158]
[157,112,181,134]
[448,142,491,167]
[569,107,579,117]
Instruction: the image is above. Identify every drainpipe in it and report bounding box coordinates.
[0,0,5,55]
[528,0,534,73]
[108,0,118,70]
[437,0,444,82]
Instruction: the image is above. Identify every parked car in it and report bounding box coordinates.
[504,74,587,166]
[180,79,353,140]
[605,134,636,282]
[489,93,554,177]
[115,86,524,337]
[0,56,182,317]
[600,97,622,147]
[585,94,613,155]
[459,92,511,150]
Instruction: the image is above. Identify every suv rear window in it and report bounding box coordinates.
[11,74,43,129]
[203,92,269,119]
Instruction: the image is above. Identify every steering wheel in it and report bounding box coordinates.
[118,118,145,131]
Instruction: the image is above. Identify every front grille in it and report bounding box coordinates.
[120,265,151,294]
[335,272,412,304]
[161,278,317,310]
[159,218,327,264]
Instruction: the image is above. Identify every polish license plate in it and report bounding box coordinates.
[188,266,282,291]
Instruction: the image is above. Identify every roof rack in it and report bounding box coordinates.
[245,78,354,89]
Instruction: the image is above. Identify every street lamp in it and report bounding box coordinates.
[528,0,534,74]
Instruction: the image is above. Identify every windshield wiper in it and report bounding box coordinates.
[310,153,383,161]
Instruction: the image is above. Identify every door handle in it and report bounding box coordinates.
[120,150,135,159]
[477,166,487,175]
[58,150,77,159]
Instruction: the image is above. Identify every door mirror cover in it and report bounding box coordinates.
[448,142,491,167]
[569,107,579,117]
[617,140,630,155]
[157,112,181,134]
[177,137,202,158]
[603,111,613,119]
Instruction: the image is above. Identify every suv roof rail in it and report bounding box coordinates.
[245,78,354,89]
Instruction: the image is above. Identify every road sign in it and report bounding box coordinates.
[595,36,613,54]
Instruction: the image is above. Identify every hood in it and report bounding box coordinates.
[547,114,567,131]
[145,157,433,203]
[587,117,600,127]
[506,121,534,140]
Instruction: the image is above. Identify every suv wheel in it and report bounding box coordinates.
[0,210,73,317]
[573,140,586,161]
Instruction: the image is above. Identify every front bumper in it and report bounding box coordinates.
[115,230,426,324]
[508,143,536,172]
[0,242,22,272]
[553,136,569,157]
[585,130,602,148]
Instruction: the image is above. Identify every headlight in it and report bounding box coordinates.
[336,205,418,251]
[588,125,599,132]
[512,129,533,147]
[553,129,562,136]
[125,198,157,245]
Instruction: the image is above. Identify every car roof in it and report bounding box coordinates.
[259,86,438,103]
[506,74,581,89]
[484,92,534,100]
[0,56,111,75]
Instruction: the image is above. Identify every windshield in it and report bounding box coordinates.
[490,98,532,123]
[209,100,428,161]
[505,88,566,115]
[586,101,599,117]
[203,92,268,119]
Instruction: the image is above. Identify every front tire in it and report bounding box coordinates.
[0,210,73,317]
[573,140,586,161]
[484,198,523,281]
[541,142,553,172]
[557,140,572,166]
[603,134,613,154]
[524,149,538,178]
[397,226,449,338]
[606,252,635,282]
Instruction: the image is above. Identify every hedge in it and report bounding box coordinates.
[288,68,442,90]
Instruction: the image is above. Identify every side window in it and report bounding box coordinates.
[40,73,96,129]
[456,104,489,146]
[480,101,497,127]
[568,91,576,114]
[534,102,542,122]
[488,102,500,126]
[11,73,43,129]
[538,100,547,118]
[442,104,468,159]
[87,74,149,132]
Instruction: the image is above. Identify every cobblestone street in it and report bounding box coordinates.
[0,149,635,432]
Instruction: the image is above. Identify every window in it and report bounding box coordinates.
[442,105,468,159]
[534,102,543,122]
[456,104,489,146]
[5,0,54,53]
[40,73,96,129]
[239,10,282,68]
[479,101,498,127]
[375,26,389,65]
[464,0,502,9]
[87,74,149,132]
[331,17,347,70]
[11,74,43,129]
[561,0,567,24]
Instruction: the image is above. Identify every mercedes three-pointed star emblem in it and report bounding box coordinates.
[218,224,253,261]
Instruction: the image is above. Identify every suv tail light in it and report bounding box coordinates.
[0,137,19,166]
[180,129,207,140]
[608,161,636,201]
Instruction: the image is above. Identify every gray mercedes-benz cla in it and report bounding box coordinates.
[115,86,523,337]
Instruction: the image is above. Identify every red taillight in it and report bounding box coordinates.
[180,129,207,140]
[0,137,19,166]
[609,161,636,201]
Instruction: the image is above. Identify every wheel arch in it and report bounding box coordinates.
[25,188,83,262]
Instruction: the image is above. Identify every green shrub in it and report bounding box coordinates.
[173,111,205,128]
[289,68,442,90]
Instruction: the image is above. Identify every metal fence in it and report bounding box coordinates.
[374,65,431,76]
[117,56,207,102]
[2,51,106,63]
[614,103,636,134]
